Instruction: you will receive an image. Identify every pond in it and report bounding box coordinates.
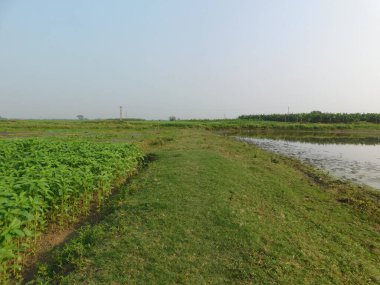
[236,131,380,190]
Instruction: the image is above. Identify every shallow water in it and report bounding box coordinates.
[238,136,380,190]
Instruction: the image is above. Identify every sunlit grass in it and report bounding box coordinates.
[27,127,380,284]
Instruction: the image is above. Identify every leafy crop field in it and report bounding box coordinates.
[0,139,142,282]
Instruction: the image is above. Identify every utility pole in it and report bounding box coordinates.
[285,106,290,122]
[120,106,123,120]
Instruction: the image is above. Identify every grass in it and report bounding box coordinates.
[13,125,377,284]
[1,119,380,134]
[159,119,380,131]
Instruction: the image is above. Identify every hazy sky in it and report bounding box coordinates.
[1,0,379,119]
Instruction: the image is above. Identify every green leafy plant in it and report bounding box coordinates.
[0,139,143,282]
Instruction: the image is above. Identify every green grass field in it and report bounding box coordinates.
[0,120,379,284]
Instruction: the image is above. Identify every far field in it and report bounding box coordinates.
[0,119,379,284]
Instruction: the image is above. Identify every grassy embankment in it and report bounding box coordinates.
[1,120,379,284]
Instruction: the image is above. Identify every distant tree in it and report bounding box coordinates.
[169,116,176,121]
[77,115,85,120]
[238,111,380,124]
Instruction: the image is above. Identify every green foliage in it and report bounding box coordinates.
[0,139,143,282]
[239,111,380,124]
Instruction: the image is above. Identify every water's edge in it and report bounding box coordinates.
[237,136,380,190]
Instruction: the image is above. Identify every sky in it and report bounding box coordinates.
[0,0,379,120]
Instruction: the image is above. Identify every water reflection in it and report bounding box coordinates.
[231,130,380,145]
[237,133,380,190]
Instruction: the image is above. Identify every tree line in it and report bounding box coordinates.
[239,111,380,123]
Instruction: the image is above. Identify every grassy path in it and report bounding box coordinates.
[36,129,379,284]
